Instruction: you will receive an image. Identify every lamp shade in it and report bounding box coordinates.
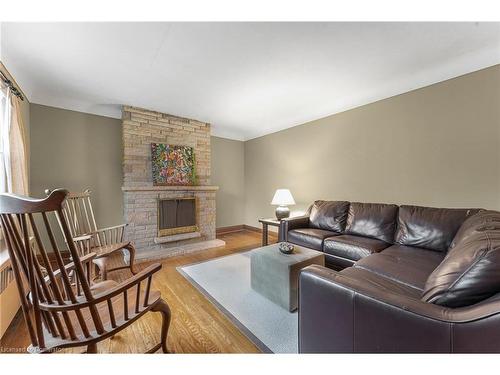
[271,189,296,206]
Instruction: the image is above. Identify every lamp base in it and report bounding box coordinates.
[275,205,290,220]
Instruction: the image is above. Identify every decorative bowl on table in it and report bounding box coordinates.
[279,242,295,254]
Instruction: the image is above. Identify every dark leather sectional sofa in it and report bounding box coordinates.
[280,200,500,353]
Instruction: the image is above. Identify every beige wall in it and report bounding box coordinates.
[211,136,245,227]
[30,104,124,228]
[244,65,500,227]
[28,65,500,231]
[29,105,246,229]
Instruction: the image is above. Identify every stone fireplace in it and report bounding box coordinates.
[121,106,224,261]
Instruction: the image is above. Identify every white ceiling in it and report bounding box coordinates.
[1,22,499,140]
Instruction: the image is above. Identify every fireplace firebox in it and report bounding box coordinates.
[157,197,197,237]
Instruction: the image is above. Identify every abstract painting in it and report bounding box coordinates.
[151,143,196,185]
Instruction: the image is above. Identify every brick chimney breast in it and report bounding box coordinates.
[121,106,223,261]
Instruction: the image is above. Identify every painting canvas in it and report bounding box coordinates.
[151,143,196,185]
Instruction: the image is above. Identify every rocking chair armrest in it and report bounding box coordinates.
[72,234,94,256]
[92,262,162,302]
[78,252,97,266]
[73,234,93,242]
[47,252,97,282]
[94,223,128,234]
[40,263,162,312]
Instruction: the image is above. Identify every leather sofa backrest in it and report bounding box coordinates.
[345,202,398,243]
[422,210,500,307]
[309,200,350,233]
[395,205,480,252]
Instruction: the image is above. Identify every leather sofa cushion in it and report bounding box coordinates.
[323,234,389,261]
[323,253,356,270]
[355,245,444,290]
[309,200,350,233]
[288,228,338,251]
[395,205,480,252]
[345,202,398,243]
[450,210,497,249]
[422,224,500,307]
[339,267,422,299]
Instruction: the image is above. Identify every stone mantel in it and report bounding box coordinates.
[122,185,219,192]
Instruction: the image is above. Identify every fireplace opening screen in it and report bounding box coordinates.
[158,198,197,236]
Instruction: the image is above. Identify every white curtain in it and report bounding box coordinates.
[0,79,12,193]
[0,79,28,195]
[0,79,29,242]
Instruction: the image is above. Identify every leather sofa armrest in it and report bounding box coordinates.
[298,265,500,353]
[279,215,310,242]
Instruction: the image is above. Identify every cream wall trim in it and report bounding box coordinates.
[244,65,500,227]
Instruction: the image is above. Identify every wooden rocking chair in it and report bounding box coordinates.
[0,189,171,353]
[46,189,136,280]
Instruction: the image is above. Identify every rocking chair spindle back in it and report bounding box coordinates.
[0,189,171,353]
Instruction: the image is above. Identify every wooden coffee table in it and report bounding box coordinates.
[250,243,325,311]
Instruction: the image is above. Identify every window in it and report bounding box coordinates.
[0,76,29,243]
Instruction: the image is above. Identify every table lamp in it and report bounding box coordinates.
[271,189,296,220]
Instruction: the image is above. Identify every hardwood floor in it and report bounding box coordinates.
[0,230,276,354]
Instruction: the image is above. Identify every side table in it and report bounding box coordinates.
[258,218,281,246]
